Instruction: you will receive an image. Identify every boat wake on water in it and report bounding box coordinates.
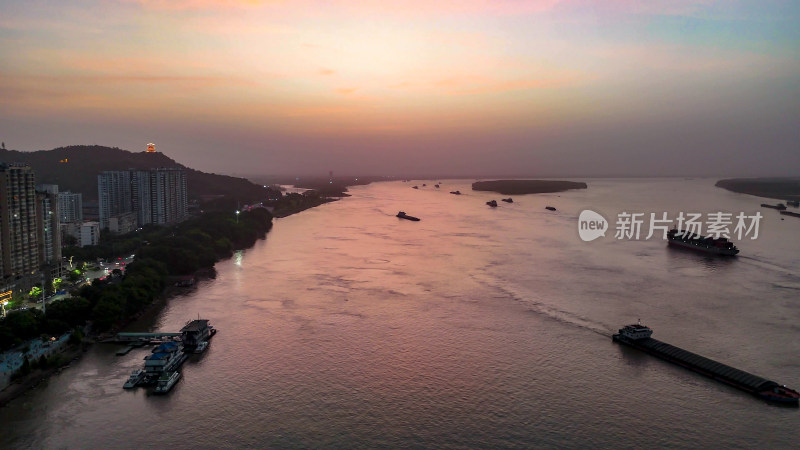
[469,269,613,338]
[735,255,800,278]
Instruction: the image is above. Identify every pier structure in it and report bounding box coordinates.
[113,332,182,343]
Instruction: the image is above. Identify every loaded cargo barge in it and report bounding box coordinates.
[613,322,799,405]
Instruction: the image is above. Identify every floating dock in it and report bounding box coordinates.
[112,332,182,344]
[613,323,799,405]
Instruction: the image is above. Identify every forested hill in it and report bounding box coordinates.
[0,145,268,203]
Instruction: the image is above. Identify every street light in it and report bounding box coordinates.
[235,210,240,224]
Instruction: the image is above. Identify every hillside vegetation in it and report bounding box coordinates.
[0,145,269,203]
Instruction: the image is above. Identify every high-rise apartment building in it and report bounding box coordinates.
[141,168,188,225]
[36,187,61,267]
[57,191,83,223]
[131,171,151,227]
[98,170,133,230]
[0,163,39,279]
[98,168,188,230]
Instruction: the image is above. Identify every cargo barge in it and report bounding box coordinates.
[613,322,799,405]
[666,229,739,256]
[779,210,800,219]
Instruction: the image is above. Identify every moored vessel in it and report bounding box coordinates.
[193,341,209,353]
[667,229,739,256]
[123,369,146,389]
[144,342,187,381]
[486,200,498,207]
[181,319,216,352]
[153,371,181,394]
[761,203,787,210]
[613,322,799,405]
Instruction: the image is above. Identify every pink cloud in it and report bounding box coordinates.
[119,0,269,11]
[434,74,584,95]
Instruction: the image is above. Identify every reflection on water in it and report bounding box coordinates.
[1,178,799,448]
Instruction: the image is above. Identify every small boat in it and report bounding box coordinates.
[434,184,440,188]
[422,183,427,187]
[397,211,420,221]
[545,206,556,211]
[450,191,461,195]
[486,200,498,207]
[123,369,146,389]
[788,200,799,207]
[153,371,181,394]
[501,198,513,203]
[412,186,419,189]
[193,341,209,353]
[761,203,787,210]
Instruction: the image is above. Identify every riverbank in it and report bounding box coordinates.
[472,179,588,195]
[272,197,338,218]
[0,200,324,407]
[715,177,800,201]
[0,342,87,408]
[0,278,190,407]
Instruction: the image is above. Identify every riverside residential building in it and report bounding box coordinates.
[57,190,83,223]
[0,163,39,281]
[98,170,133,230]
[98,168,188,231]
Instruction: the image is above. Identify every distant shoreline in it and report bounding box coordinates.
[715,178,800,201]
[472,179,588,195]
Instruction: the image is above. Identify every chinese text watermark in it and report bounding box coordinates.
[578,210,762,242]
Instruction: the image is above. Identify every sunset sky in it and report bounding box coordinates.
[1,1,798,177]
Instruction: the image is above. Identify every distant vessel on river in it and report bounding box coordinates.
[667,229,739,256]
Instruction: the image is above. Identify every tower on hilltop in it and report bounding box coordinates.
[146,143,156,153]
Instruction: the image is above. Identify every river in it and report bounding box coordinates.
[1,178,798,448]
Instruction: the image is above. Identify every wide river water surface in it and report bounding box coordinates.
[1,178,799,448]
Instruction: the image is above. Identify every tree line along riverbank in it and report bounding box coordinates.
[0,208,273,402]
[715,178,800,201]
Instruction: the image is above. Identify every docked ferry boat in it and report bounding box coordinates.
[180,319,216,353]
[667,229,739,256]
[153,371,181,394]
[144,342,187,380]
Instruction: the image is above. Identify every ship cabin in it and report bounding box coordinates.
[618,323,653,340]
[181,319,214,349]
[144,342,181,375]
